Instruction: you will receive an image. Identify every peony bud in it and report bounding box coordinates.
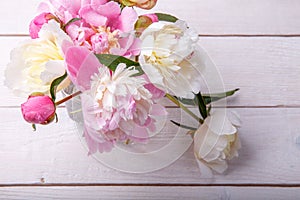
[21,93,56,125]
[135,14,159,35]
[119,0,157,10]
[29,12,56,39]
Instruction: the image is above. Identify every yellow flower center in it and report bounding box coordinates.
[96,26,120,54]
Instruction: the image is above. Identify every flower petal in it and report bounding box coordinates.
[117,7,138,32]
[205,110,237,136]
[65,46,100,90]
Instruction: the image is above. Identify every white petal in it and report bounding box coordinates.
[195,158,213,178]
[194,124,228,162]
[205,111,237,136]
[40,60,66,84]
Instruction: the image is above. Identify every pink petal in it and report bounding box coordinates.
[97,141,114,153]
[126,37,141,56]
[147,119,156,132]
[144,82,166,100]
[95,2,120,21]
[79,5,107,27]
[50,0,81,15]
[82,0,108,6]
[116,7,138,32]
[62,40,73,55]
[113,34,141,57]
[84,127,114,155]
[130,125,149,143]
[84,128,98,155]
[77,52,101,90]
[65,46,100,90]
[65,46,89,78]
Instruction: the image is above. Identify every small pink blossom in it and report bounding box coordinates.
[29,12,55,39]
[21,93,56,125]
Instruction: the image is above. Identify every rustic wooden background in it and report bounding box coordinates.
[1,0,300,199]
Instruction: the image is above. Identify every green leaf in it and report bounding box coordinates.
[155,13,178,23]
[50,72,67,102]
[175,88,240,106]
[203,88,240,104]
[175,96,197,106]
[170,120,197,131]
[63,18,81,30]
[195,92,208,119]
[95,54,144,76]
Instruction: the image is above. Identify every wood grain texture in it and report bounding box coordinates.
[0,107,300,184]
[1,0,300,35]
[1,186,300,200]
[1,37,300,107]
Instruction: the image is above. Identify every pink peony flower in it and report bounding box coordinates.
[21,93,56,125]
[64,46,167,154]
[75,1,141,56]
[37,0,141,56]
[29,12,56,39]
[80,64,167,154]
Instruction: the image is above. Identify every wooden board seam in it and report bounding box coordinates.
[1,183,300,187]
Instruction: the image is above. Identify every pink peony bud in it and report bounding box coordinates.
[29,12,56,39]
[135,14,158,36]
[119,0,157,10]
[143,14,159,23]
[21,93,56,125]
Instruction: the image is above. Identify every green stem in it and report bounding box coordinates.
[165,93,203,124]
[55,91,82,106]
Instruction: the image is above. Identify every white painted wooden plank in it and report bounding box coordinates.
[0,107,300,184]
[1,0,300,35]
[1,37,300,107]
[152,0,300,35]
[0,0,41,34]
[199,37,300,107]
[1,186,300,200]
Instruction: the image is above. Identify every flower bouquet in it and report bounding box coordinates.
[5,0,240,174]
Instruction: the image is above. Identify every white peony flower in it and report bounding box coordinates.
[193,110,241,174]
[5,20,71,96]
[138,20,203,98]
